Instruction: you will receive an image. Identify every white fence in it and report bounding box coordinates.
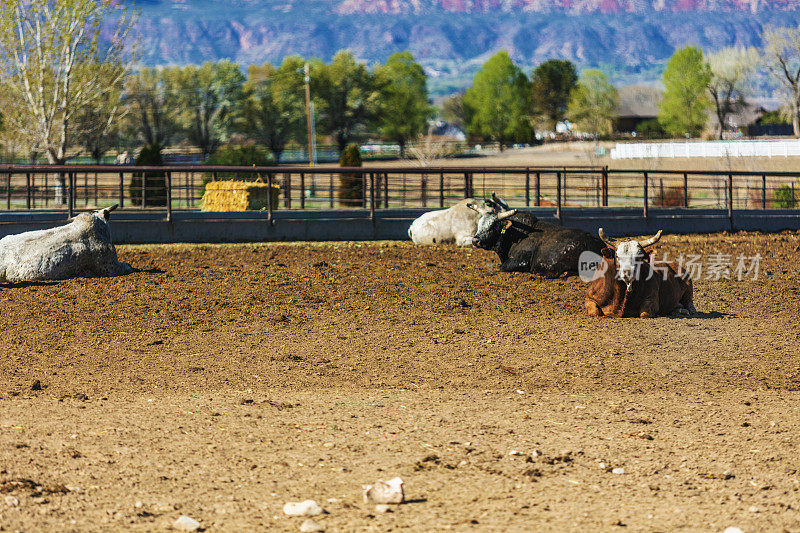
[610,139,800,159]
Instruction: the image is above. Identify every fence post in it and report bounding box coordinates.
[6,173,11,210]
[683,172,689,208]
[166,171,173,222]
[370,173,376,222]
[25,172,31,210]
[300,172,305,209]
[602,166,608,207]
[728,173,734,231]
[535,172,541,207]
[362,173,366,208]
[525,168,530,207]
[329,172,334,208]
[267,173,274,223]
[68,172,75,218]
[556,171,562,223]
[464,172,470,198]
[762,174,767,209]
[374,172,381,209]
[119,172,124,208]
[142,170,147,209]
[421,173,427,208]
[284,172,291,208]
[384,173,389,208]
[439,170,444,208]
[643,171,649,219]
[596,174,600,207]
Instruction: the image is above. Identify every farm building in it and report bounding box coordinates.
[614,85,661,133]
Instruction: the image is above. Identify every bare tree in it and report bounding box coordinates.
[707,47,759,139]
[0,0,134,201]
[73,68,126,164]
[763,25,800,136]
[122,67,177,149]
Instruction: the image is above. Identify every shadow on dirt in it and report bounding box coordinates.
[0,280,59,289]
[669,310,729,319]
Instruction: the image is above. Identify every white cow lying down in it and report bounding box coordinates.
[407,198,485,246]
[408,195,510,246]
[0,205,134,283]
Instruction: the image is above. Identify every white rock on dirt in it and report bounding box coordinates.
[5,495,19,507]
[612,467,625,474]
[173,515,201,531]
[283,500,324,517]
[299,519,324,532]
[723,528,744,533]
[363,477,404,504]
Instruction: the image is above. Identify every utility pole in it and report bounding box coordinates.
[304,63,314,168]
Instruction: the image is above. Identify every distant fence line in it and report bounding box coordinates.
[611,139,800,159]
[0,140,479,166]
[0,165,797,233]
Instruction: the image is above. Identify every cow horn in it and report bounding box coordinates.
[491,192,510,211]
[598,228,616,246]
[640,230,663,248]
[496,209,517,221]
[100,204,119,219]
[466,202,480,213]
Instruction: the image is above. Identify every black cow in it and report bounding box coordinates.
[468,201,604,277]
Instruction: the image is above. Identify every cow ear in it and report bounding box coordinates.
[600,247,615,258]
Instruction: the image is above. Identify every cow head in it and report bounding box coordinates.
[98,204,119,220]
[466,200,516,249]
[598,228,662,292]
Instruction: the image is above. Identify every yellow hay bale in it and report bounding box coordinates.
[202,180,280,212]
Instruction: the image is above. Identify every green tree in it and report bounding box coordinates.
[129,143,167,206]
[773,184,797,208]
[311,51,379,153]
[658,46,712,138]
[169,60,245,158]
[531,59,578,131]
[374,51,432,157]
[567,70,618,144]
[122,67,178,148]
[338,143,363,207]
[463,51,532,148]
[73,60,126,163]
[0,0,134,202]
[237,56,306,163]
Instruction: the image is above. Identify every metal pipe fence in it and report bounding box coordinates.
[0,165,798,222]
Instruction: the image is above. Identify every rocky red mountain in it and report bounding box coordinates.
[131,1,800,94]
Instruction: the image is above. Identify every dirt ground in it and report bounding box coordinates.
[1,232,800,532]
[362,141,800,174]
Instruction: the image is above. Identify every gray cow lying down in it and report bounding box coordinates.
[0,205,134,283]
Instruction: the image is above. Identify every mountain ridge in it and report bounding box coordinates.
[130,1,800,95]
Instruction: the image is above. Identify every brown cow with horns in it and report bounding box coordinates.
[585,228,696,318]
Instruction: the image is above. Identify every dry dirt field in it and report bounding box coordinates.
[1,232,800,532]
[362,141,800,173]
